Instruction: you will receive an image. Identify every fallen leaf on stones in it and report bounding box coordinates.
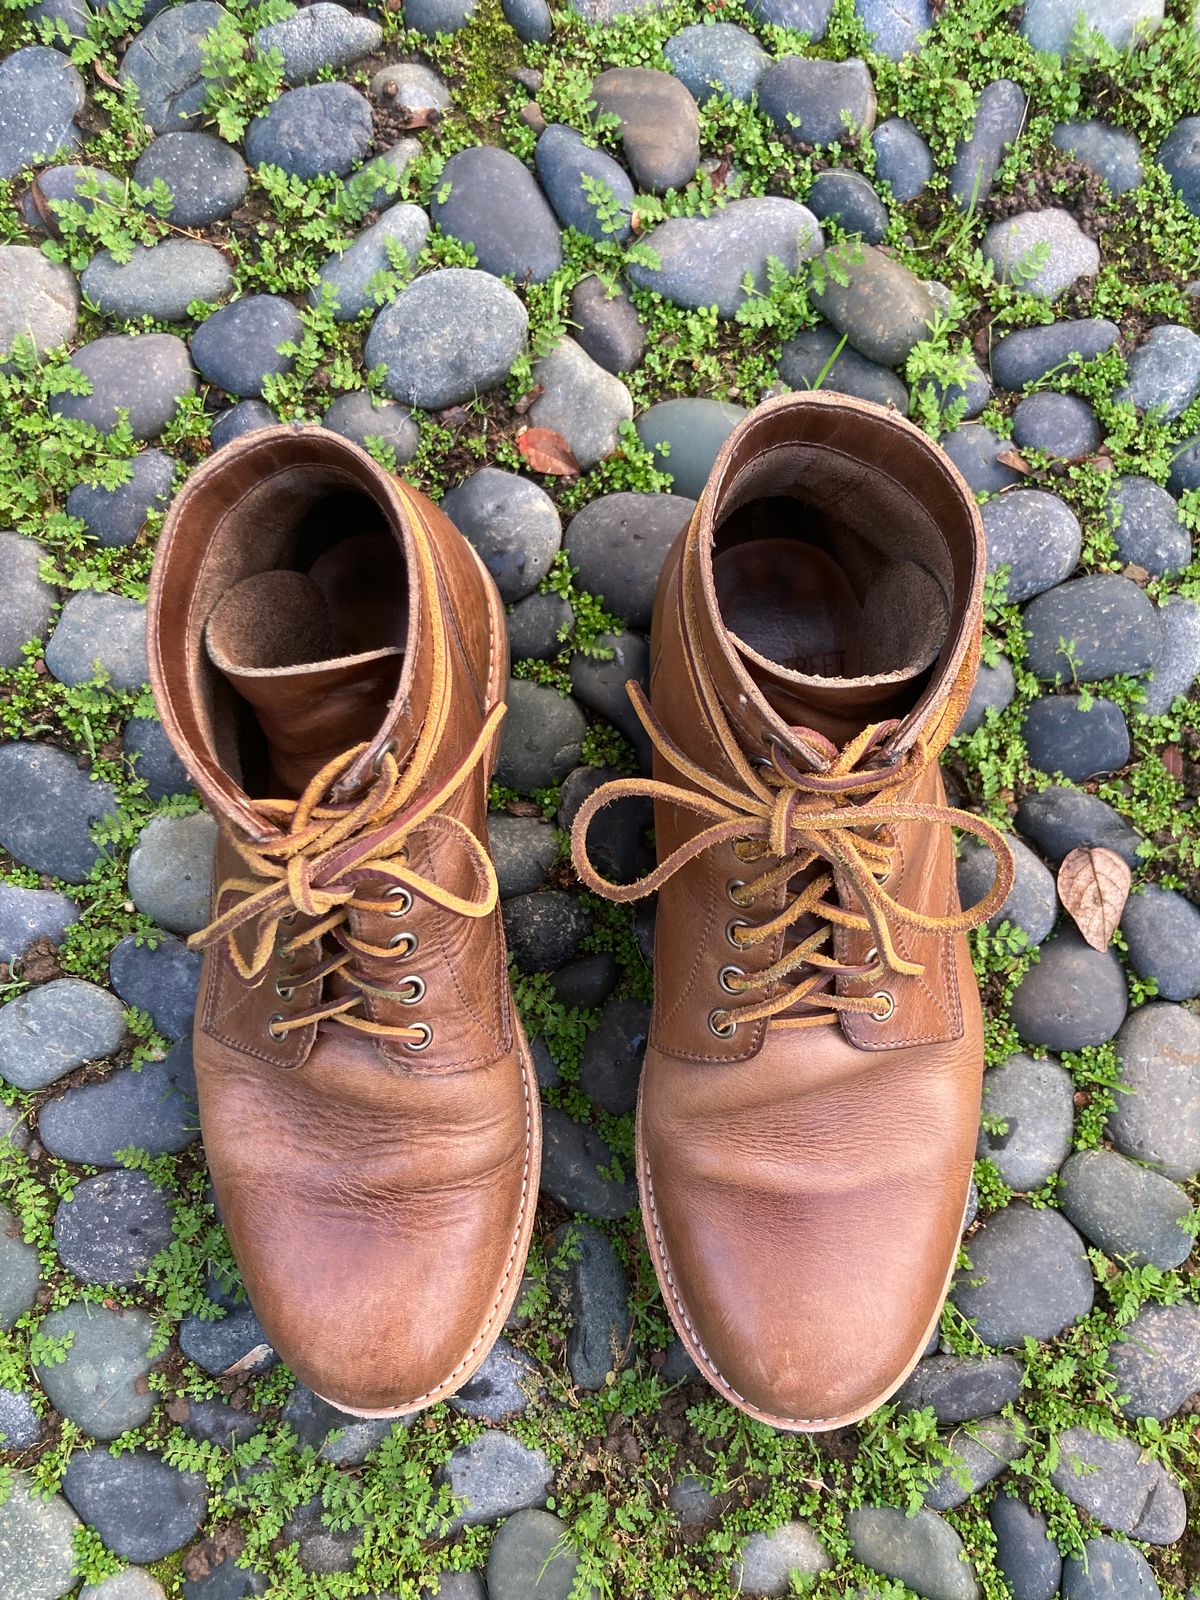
[518,427,579,477]
[512,382,544,416]
[1163,744,1183,780]
[996,448,1031,474]
[1058,846,1131,951]
[222,1343,272,1376]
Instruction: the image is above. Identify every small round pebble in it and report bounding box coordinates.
[871,117,933,201]
[506,589,572,661]
[635,398,747,500]
[487,1509,596,1600]
[1143,595,1200,714]
[539,1104,636,1219]
[1108,1300,1200,1422]
[1050,1425,1185,1544]
[0,533,56,667]
[133,131,247,226]
[67,449,174,548]
[370,61,451,112]
[62,1449,208,1562]
[1120,884,1200,1000]
[630,198,824,319]
[321,392,418,462]
[0,741,120,882]
[1107,1003,1200,1181]
[1053,119,1143,194]
[0,977,127,1090]
[989,1495,1062,1600]
[569,275,645,374]
[757,56,877,147]
[51,332,196,439]
[956,654,1016,735]
[1062,1536,1161,1600]
[664,23,768,103]
[957,833,1057,948]
[895,1353,1024,1424]
[190,295,302,398]
[0,883,78,968]
[0,1473,80,1600]
[565,492,696,630]
[46,590,148,690]
[211,399,277,448]
[0,1203,42,1330]
[312,204,429,321]
[1023,574,1160,682]
[118,2,223,133]
[1010,924,1128,1050]
[497,679,586,793]
[528,338,633,470]
[1059,1148,1192,1269]
[253,2,380,84]
[441,468,561,603]
[991,316,1119,391]
[432,145,563,283]
[730,1520,831,1595]
[951,1202,1094,1347]
[0,1387,42,1449]
[535,124,633,243]
[590,67,700,194]
[940,422,1023,494]
[983,208,1100,298]
[245,82,374,180]
[810,244,935,368]
[1118,323,1200,420]
[981,490,1083,603]
[127,810,217,935]
[54,1169,174,1286]
[38,1038,198,1165]
[807,169,889,243]
[779,324,908,410]
[82,239,231,322]
[1011,391,1100,458]
[1105,475,1190,575]
[365,268,528,410]
[847,1505,977,1600]
[1022,693,1129,781]
[122,714,193,801]
[502,890,588,972]
[36,1303,157,1439]
[1014,783,1142,866]
[976,1053,1075,1192]
[950,79,1026,209]
[0,245,78,362]
[109,931,200,1038]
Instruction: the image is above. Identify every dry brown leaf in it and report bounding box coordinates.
[222,1343,272,1376]
[1058,846,1131,951]
[1163,744,1184,780]
[995,447,1031,474]
[93,59,121,90]
[518,426,579,477]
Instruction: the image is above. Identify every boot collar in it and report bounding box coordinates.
[683,391,984,770]
[148,426,437,839]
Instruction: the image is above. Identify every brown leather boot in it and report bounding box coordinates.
[148,426,539,1416]
[572,393,1012,1431]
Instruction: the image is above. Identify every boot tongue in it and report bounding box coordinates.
[736,653,930,749]
[206,547,405,797]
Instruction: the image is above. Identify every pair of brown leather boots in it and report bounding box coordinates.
[148,393,1011,1430]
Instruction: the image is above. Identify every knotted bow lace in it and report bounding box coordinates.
[571,644,1014,1036]
[189,499,503,1050]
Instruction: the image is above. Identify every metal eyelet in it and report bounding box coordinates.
[726,878,747,904]
[372,737,399,774]
[277,945,296,966]
[388,929,418,955]
[863,946,878,967]
[718,964,744,995]
[266,1013,287,1042]
[708,1009,737,1039]
[274,977,295,1001]
[399,975,426,1005]
[870,990,895,1022]
[726,917,750,948]
[385,885,413,917]
[404,1022,433,1052]
[280,912,297,926]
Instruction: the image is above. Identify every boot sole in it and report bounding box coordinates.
[314,542,542,1419]
[636,1097,965,1433]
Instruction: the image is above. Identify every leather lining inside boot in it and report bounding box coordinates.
[710,450,956,741]
[203,522,408,798]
